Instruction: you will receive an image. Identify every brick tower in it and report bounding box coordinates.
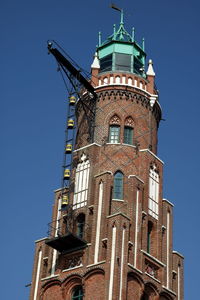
[30,12,184,300]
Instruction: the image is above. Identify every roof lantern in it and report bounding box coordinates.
[97,9,146,77]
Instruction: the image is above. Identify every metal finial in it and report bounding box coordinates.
[120,9,124,24]
[98,32,102,47]
[113,24,116,39]
[132,28,135,42]
[142,38,145,51]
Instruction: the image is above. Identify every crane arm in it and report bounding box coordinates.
[48,43,96,98]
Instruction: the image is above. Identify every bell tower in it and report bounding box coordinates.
[30,11,184,300]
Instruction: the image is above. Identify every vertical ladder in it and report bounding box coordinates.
[61,94,77,208]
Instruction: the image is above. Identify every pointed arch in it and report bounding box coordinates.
[124,116,134,145]
[125,116,134,127]
[109,114,121,143]
[113,171,124,200]
[109,114,121,125]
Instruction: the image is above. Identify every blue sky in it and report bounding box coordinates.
[1,0,199,299]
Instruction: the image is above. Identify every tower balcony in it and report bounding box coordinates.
[45,212,87,254]
[45,231,87,254]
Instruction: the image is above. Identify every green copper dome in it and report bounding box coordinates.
[97,10,146,77]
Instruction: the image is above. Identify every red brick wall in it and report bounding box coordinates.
[30,72,183,300]
[84,272,105,299]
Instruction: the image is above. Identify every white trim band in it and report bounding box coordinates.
[141,250,166,267]
[139,149,164,164]
[108,226,117,300]
[73,143,101,152]
[33,250,42,300]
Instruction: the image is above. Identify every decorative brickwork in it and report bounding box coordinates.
[30,23,183,300]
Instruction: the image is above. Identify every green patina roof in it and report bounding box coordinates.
[97,10,146,77]
[98,10,145,52]
[101,11,132,45]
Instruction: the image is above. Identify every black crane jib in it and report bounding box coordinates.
[48,44,97,98]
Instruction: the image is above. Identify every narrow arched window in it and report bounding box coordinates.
[147,221,153,254]
[73,154,90,209]
[124,117,134,145]
[148,164,159,219]
[124,126,133,144]
[76,214,85,239]
[113,171,123,200]
[109,125,120,143]
[72,286,83,300]
[109,115,121,144]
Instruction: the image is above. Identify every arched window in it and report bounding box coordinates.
[148,164,159,219]
[147,221,153,254]
[76,214,85,239]
[73,154,90,209]
[72,286,83,300]
[113,171,123,200]
[124,117,134,145]
[109,125,120,143]
[124,126,133,144]
[109,115,121,143]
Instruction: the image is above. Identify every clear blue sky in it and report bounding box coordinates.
[1,0,199,299]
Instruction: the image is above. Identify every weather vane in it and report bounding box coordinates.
[110,3,124,23]
[110,3,122,12]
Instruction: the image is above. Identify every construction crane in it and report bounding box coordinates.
[47,41,97,209]
[46,41,97,254]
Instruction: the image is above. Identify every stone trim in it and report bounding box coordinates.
[41,274,59,281]
[107,212,130,221]
[35,237,48,243]
[128,263,143,274]
[163,198,174,207]
[172,251,184,259]
[145,272,161,283]
[139,149,164,164]
[73,143,101,152]
[141,250,166,267]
